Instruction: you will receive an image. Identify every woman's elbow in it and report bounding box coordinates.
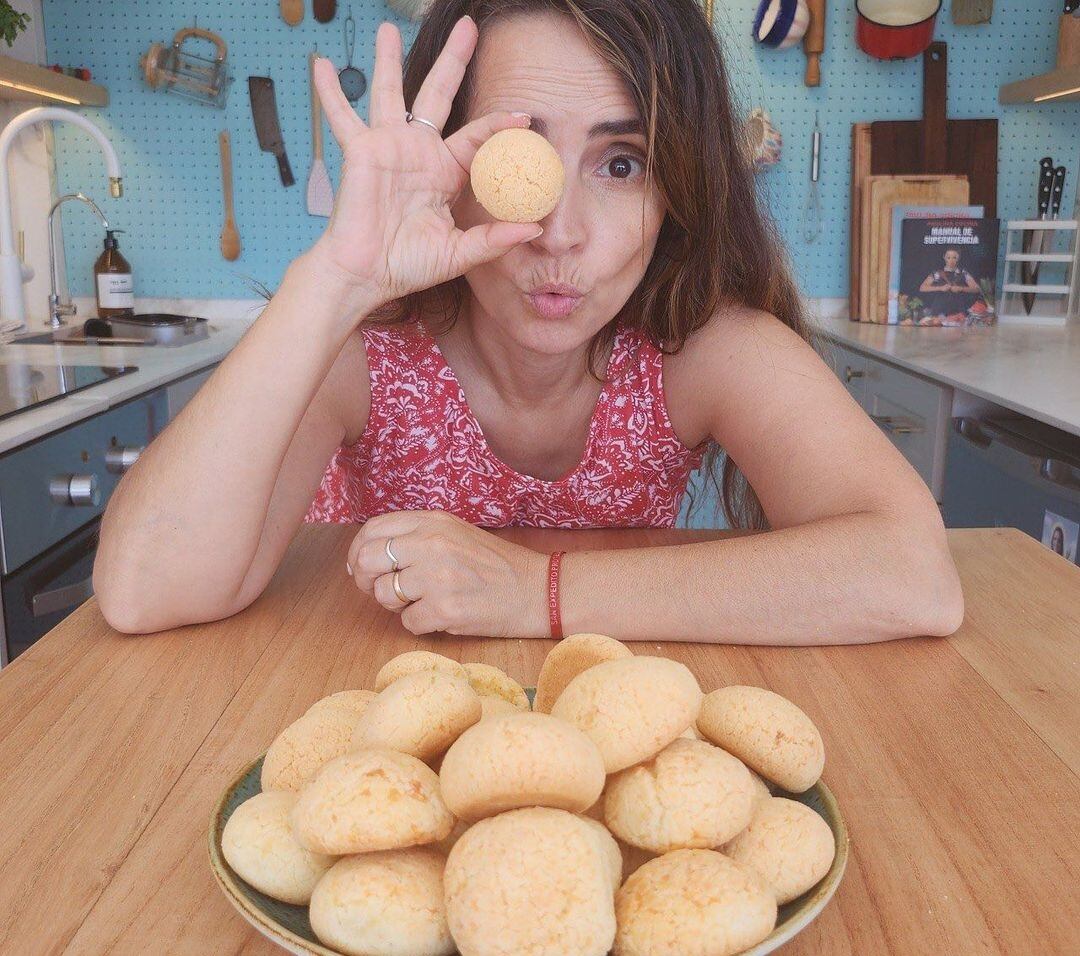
[917,555,965,637]
[93,559,250,635]
[94,573,158,634]
[884,534,965,640]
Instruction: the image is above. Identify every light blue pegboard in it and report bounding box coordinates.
[712,2,1080,300]
[43,1,1080,302]
[43,1,419,299]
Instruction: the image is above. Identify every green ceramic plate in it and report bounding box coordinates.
[209,726,848,955]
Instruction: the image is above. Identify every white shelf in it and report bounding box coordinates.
[1007,219,1079,230]
[1002,282,1072,294]
[998,311,1071,327]
[0,53,107,107]
[1005,252,1075,263]
[999,64,1080,105]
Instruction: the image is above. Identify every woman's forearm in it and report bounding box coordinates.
[95,248,378,628]
[558,512,964,645]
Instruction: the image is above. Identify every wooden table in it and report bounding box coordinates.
[0,526,1078,954]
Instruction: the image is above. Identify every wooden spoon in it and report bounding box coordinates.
[280,0,303,26]
[218,130,241,261]
[314,0,337,24]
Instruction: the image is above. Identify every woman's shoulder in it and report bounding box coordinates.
[661,305,810,446]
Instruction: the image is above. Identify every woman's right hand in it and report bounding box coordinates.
[310,17,541,312]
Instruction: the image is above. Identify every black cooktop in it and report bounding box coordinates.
[0,363,137,424]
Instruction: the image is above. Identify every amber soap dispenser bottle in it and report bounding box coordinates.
[94,229,134,317]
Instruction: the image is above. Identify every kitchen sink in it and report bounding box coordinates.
[10,330,127,346]
[5,315,210,347]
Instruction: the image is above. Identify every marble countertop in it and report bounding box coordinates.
[811,307,1080,438]
[4,293,1079,453]
[0,299,263,455]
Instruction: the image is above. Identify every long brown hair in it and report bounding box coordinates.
[382,0,811,529]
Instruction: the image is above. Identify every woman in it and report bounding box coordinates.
[918,248,983,324]
[94,0,963,644]
[1050,525,1065,557]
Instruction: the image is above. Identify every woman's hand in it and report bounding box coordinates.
[310,17,541,311]
[347,510,549,638]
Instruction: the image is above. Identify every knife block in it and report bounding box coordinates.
[999,220,1080,326]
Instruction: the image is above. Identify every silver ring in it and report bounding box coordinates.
[406,112,442,135]
[392,570,413,604]
[385,537,400,572]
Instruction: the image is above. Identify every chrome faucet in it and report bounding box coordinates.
[0,107,122,331]
[48,193,108,329]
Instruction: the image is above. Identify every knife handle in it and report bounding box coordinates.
[1051,166,1066,218]
[276,151,295,187]
[1037,156,1055,219]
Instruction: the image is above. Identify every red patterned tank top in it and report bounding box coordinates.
[305,319,707,528]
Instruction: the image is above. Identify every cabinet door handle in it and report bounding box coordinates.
[1040,458,1080,491]
[871,414,924,435]
[953,417,993,448]
[32,576,94,618]
[844,366,865,383]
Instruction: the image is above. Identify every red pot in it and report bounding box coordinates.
[856,0,941,60]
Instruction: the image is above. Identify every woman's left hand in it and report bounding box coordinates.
[347,510,548,638]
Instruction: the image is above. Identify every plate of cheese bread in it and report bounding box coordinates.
[209,635,847,956]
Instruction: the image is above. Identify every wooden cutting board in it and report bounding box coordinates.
[862,174,969,323]
[850,123,872,320]
[870,42,997,217]
[951,0,993,26]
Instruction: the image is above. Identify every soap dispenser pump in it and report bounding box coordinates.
[94,228,134,317]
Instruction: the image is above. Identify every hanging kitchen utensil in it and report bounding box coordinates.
[140,26,232,109]
[314,0,337,23]
[386,0,435,20]
[869,43,998,216]
[803,0,826,85]
[249,76,295,187]
[802,112,823,243]
[1022,158,1057,314]
[339,7,367,103]
[951,0,993,25]
[307,52,334,217]
[752,0,811,49]
[280,0,303,27]
[218,130,241,261]
[856,0,941,60]
[744,107,782,171]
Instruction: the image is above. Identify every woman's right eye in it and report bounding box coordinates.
[597,153,644,181]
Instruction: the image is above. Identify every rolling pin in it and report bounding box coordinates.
[804,0,826,87]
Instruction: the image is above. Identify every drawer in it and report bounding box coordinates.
[821,341,869,404]
[0,390,167,573]
[860,357,952,501]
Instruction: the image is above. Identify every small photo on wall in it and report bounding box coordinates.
[1042,512,1079,562]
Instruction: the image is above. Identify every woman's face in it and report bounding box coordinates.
[452,12,666,356]
[944,250,960,269]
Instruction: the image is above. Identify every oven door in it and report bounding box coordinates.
[1,518,99,666]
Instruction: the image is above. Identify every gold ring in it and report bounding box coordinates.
[385,537,400,572]
[392,570,413,604]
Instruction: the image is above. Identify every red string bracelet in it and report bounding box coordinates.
[547,551,567,640]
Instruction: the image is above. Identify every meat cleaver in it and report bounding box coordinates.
[248,76,295,187]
